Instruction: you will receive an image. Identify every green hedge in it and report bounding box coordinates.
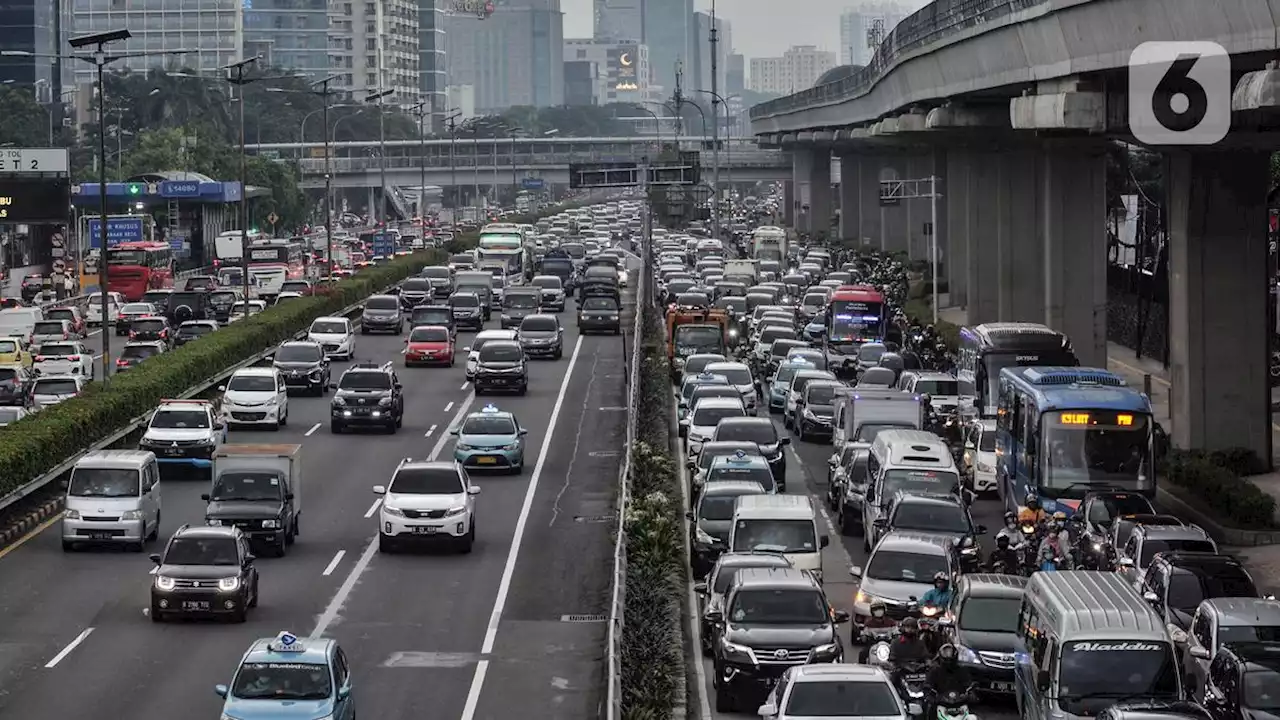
[0,250,447,496]
[1162,448,1277,529]
[620,300,686,720]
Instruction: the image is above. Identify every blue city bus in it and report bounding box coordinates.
[995,366,1154,516]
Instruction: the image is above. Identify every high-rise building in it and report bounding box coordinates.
[642,0,691,94]
[419,0,447,131]
[71,0,243,82]
[243,0,329,80]
[748,45,835,95]
[444,0,563,113]
[688,11,728,96]
[839,2,909,67]
[327,0,419,103]
[564,38,651,105]
[726,53,744,95]
[592,0,640,42]
[0,0,71,98]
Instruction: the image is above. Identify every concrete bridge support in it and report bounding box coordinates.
[793,149,832,239]
[964,150,1001,325]
[945,151,970,307]
[996,147,1043,323]
[1041,143,1107,367]
[1166,150,1272,460]
[838,155,862,245]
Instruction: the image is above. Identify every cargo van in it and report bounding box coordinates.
[728,494,829,581]
[832,389,924,451]
[62,450,162,552]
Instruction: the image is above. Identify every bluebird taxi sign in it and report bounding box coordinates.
[268,631,304,652]
[481,404,500,414]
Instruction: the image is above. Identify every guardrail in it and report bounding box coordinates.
[749,0,1048,118]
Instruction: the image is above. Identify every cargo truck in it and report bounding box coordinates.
[831,389,925,452]
[203,444,302,557]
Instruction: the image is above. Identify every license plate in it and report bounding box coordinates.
[412,526,437,535]
[990,682,1013,692]
[182,601,210,611]
[89,532,112,540]
[166,448,183,456]
[477,456,497,464]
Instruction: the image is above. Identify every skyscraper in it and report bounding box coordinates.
[839,2,909,66]
[642,0,691,93]
[243,0,330,81]
[419,0,447,131]
[444,0,563,113]
[593,0,640,42]
[0,0,71,99]
[70,0,243,81]
[327,0,419,102]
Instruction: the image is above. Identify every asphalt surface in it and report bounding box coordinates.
[0,284,632,719]
[687,406,1021,720]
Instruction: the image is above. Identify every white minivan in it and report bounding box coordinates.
[728,494,829,581]
[62,450,162,552]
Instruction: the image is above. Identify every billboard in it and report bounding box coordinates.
[0,178,70,223]
[611,44,639,91]
[447,0,495,18]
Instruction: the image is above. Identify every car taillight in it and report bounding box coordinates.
[33,356,43,362]
[67,355,80,361]
[116,358,128,366]
[129,331,137,338]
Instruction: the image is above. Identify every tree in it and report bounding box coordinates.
[0,87,60,147]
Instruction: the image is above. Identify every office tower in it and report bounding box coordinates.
[243,0,329,81]
[593,0,641,42]
[564,38,650,105]
[689,11,728,95]
[748,45,836,95]
[839,2,908,66]
[726,52,744,94]
[70,0,242,81]
[419,0,446,131]
[0,0,70,102]
[328,0,419,102]
[642,0,691,93]
[444,0,562,113]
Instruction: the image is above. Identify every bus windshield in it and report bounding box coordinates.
[828,300,883,340]
[674,326,723,357]
[1057,640,1179,715]
[1041,411,1153,491]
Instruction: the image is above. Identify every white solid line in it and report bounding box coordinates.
[425,424,437,438]
[310,393,476,640]
[45,627,94,668]
[305,423,321,437]
[444,401,454,412]
[461,335,583,720]
[322,550,346,576]
[677,428,714,720]
[459,382,469,391]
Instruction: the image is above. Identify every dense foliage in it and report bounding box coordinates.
[1163,448,1277,529]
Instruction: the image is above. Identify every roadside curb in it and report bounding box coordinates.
[0,496,62,546]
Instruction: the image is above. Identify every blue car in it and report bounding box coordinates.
[216,631,355,720]
[768,360,816,413]
[451,403,527,473]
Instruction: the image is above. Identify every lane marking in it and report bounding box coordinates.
[0,514,60,562]
[459,382,470,391]
[461,335,584,720]
[676,437,714,720]
[311,392,476,640]
[305,423,321,437]
[444,401,454,413]
[322,550,346,576]
[425,424,437,438]
[45,627,94,668]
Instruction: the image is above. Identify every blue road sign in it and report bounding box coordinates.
[87,217,145,248]
[371,232,395,258]
[521,177,544,190]
[159,180,201,198]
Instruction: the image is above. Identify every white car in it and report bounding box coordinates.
[464,329,518,380]
[704,361,757,414]
[30,374,86,408]
[86,291,124,327]
[308,316,355,360]
[0,406,29,426]
[784,369,836,426]
[964,419,998,494]
[682,396,746,459]
[228,300,267,320]
[373,460,480,553]
[220,367,289,429]
[138,399,224,474]
[33,341,94,379]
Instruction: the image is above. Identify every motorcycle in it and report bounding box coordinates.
[935,688,980,720]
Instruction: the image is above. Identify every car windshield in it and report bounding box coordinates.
[866,550,948,582]
[479,345,522,362]
[228,375,277,392]
[1042,412,1154,490]
[34,378,79,394]
[785,681,902,717]
[802,294,826,308]
[692,404,745,426]
[506,294,539,309]
[1166,570,1257,612]
[715,422,777,444]
[68,467,139,498]
[151,409,210,428]
[423,267,451,279]
[914,379,961,396]
[402,279,431,292]
[883,469,960,497]
[461,416,516,435]
[707,465,774,491]
[410,327,450,342]
[366,297,398,310]
[391,467,464,494]
[728,589,828,625]
[893,502,970,534]
[231,661,333,701]
[276,345,322,363]
[806,384,838,405]
[412,309,452,324]
[340,372,391,390]
[310,320,348,334]
[774,364,813,385]
[1058,640,1179,714]
[732,519,816,554]
[210,292,237,305]
[532,277,561,289]
[1085,494,1154,527]
[958,596,1022,633]
[1218,624,1280,644]
[521,317,557,332]
[163,537,240,565]
[210,472,284,501]
[708,366,752,385]
[1245,665,1280,710]
[699,495,740,521]
[451,294,480,307]
[1139,539,1216,567]
[759,329,795,345]
[48,309,74,322]
[39,343,77,357]
[0,339,16,353]
[179,324,215,336]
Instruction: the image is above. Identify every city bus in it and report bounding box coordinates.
[477,229,529,285]
[244,239,307,298]
[995,366,1155,515]
[106,241,174,301]
[823,285,885,370]
[212,229,265,267]
[957,322,1079,418]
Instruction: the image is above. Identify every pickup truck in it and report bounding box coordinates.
[203,444,302,557]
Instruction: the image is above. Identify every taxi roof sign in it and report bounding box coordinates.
[729,450,749,462]
[481,404,500,413]
[269,631,304,652]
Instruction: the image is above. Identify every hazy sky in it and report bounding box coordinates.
[561,0,930,60]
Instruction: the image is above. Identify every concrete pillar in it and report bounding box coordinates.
[880,156,908,254]
[966,150,1000,325]
[857,155,883,249]
[1166,150,1272,459]
[1042,142,1107,367]
[838,155,861,244]
[931,147,948,292]
[793,151,812,233]
[996,147,1043,322]
[809,151,832,240]
[945,149,970,309]
[782,181,795,226]
[904,154,935,262]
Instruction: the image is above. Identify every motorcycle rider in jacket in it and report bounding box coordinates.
[919,572,953,611]
[856,600,898,662]
[889,617,930,664]
[927,644,974,716]
[1038,512,1074,570]
[986,534,1021,574]
[1018,492,1049,526]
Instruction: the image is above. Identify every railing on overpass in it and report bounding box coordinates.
[247,135,759,156]
[291,148,788,175]
[749,0,1048,118]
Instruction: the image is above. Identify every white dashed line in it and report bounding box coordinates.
[305,423,321,437]
[322,550,346,576]
[363,499,382,518]
[45,627,94,668]
[459,382,470,391]
[425,424,437,438]
[444,401,454,412]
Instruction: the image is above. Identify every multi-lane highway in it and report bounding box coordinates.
[0,288,630,719]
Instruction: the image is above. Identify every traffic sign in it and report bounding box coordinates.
[267,212,279,226]
[0,148,69,174]
[87,216,145,247]
[521,177,544,190]
[159,180,201,198]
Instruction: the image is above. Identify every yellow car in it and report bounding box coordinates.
[0,336,32,368]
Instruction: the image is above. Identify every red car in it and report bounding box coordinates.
[403,325,454,367]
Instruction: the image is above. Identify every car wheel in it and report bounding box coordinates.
[331,421,344,434]
[148,511,160,541]
[378,533,394,553]
[459,522,475,554]
[150,604,164,622]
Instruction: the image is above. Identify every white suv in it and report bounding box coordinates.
[138,399,225,476]
[220,367,289,429]
[373,460,481,553]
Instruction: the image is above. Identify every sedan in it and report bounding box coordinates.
[404,325,455,367]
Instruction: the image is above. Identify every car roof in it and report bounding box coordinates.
[232,367,277,377]
[704,361,750,372]
[463,405,516,423]
[692,397,746,410]
[123,341,165,348]
[243,633,335,667]
[313,316,349,323]
[717,417,772,429]
[700,479,767,495]
[1202,598,1280,626]
[173,524,239,540]
[875,530,955,555]
[957,573,1028,597]
[476,329,517,340]
[1140,524,1211,541]
[715,551,793,569]
[892,491,963,509]
[734,566,819,591]
[710,452,769,468]
[791,663,891,683]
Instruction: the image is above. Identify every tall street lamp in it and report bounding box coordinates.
[445,110,461,209]
[4,30,192,382]
[364,88,392,225]
[310,74,343,286]
[409,100,428,218]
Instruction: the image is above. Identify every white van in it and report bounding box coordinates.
[728,494,829,581]
[62,450,162,552]
[862,430,963,550]
[0,307,44,342]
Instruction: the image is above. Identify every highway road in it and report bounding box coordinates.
[688,410,1021,720]
[0,291,630,719]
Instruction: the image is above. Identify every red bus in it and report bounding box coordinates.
[825,286,886,345]
[106,241,174,301]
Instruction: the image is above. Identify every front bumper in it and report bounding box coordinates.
[455,448,522,470]
[362,317,401,332]
[224,404,283,425]
[960,657,1016,692]
[475,373,526,392]
[768,390,787,412]
[140,442,215,468]
[540,295,566,310]
[521,342,560,357]
[151,586,245,616]
[972,470,996,493]
[579,317,620,332]
[381,511,471,540]
[799,415,834,436]
[62,517,144,543]
[331,405,394,425]
[453,314,484,329]
[209,519,286,547]
[405,350,452,365]
[280,369,326,389]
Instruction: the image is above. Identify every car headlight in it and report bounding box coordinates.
[499,443,518,451]
[977,462,994,473]
[957,645,980,664]
[378,397,393,407]
[695,526,715,545]
[206,519,223,526]
[444,506,467,517]
[261,519,280,529]
[456,443,473,451]
[155,576,176,591]
[855,590,871,605]
[64,509,80,520]
[331,396,346,406]
[720,638,752,658]
[811,642,840,658]
[382,505,405,517]
[218,576,241,592]
[120,509,143,521]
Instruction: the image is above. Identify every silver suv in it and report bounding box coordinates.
[360,294,404,335]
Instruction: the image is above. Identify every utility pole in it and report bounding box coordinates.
[225,56,259,320]
[671,60,685,140]
[708,0,721,240]
[410,100,428,218]
[311,73,342,285]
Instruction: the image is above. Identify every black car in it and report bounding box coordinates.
[410,304,456,338]
[578,295,621,334]
[794,380,841,442]
[117,342,164,371]
[708,566,847,712]
[1201,642,1280,720]
[128,316,174,348]
[272,341,330,395]
[473,340,527,395]
[421,266,454,298]
[709,417,790,491]
[1098,702,1213,720]
[201,465,300,557]
[330,362,403,433]
[500,288,542,329]
[0,365,33,406]
[399,277,434,309]
[208,290,237,323]
[873,491,986,550]
[518,313,563,359]
[448,292,485,331]
[360,294,404,334]
[1139,553,1260,638]
[165,291,213,325]
[829,446,870,536]
[1076,490,1157,570]
[175,320,218,347]
[688,480,767,576]
[149,525,259,623]
[944,573,1027,696]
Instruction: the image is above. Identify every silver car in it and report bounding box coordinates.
[61,450,162,552]
[30,374,86,408]
[757,663,917,720]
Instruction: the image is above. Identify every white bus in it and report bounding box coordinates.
[213,230,265,266]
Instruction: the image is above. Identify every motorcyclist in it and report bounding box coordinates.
[1038,511,1074,570]
[986,533,1021,574]
[919,572,953,612]
[921,394,938,432]
[888,617,930,664]
[927,644,974,713]
[856,599,898,662]
[995,510,1022,547]
[1017,492,1049,525]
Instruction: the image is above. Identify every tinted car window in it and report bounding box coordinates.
[391,467,464,494]
[366,296,399,310]
[479,344,523,362]
[520,316,557,331]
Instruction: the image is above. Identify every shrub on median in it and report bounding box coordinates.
[0,249,444,497]
[1162,448,1277,529]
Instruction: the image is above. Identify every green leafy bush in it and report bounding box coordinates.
[1162,448,1277,529]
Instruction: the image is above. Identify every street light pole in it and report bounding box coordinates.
[445,110,461,209]
[709,0,721,240]
[311,74,342,286]
[224,56,259,320]
[364,88,392,225]
[409,100,427,217]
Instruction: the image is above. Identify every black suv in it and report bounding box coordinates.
[708,566,848,712]
[1201,642,1280,720]
[473,340,528,395]
[149,525,259,623]
[0,365,33,406]
[448,291,485,331]
[360,294,404,335]
[165,293,213,324]
[273,340,331,395]
[518,313,563,359]
[421,266,454,298]
[202,465,300,557]
[399,277,434,309]
[944,573,1027,696]
[128,316,174,348]
[330,362,404,433]
[208,290,238,323]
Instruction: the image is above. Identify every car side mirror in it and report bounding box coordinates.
[214,684,229,698]
[449,428,460,436]
[519,428,528,436]
[832,609,850,624]
[329,383,339,390]
[757,702,778,718]
[243,554,255,566]
[848,565,863,578]
[778,437,790,445]
[1119,557,1135,568]
[337,686,351,701]
[704,610,723,622]
[694,582,708,595]
[394,382,403,390]
[467,486,482,495]
[976,525,987,534]
[285,492,295,501]
[827,456,838,467]
[217,385,226,392]
[200,493,210,501]
[873,518,888,528]
[1189,645,1211,660]
[820,535,829,548]
[149,553,162,565]
[372,485,387,495]
[463,346,472,352]
[685,510,696,521]
[964,442,975,450]
[355,305,364,311]
[1143,591,1159,603]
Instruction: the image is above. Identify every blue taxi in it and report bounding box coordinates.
[677,371,731,421]
[768,359,816,413]
[450,404,527,473]
[216,631,354,720]
[707,450,777,493]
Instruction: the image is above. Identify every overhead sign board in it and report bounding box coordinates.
[159,180,201,198]
[0,148,69,174]
[372,232,395,257]
[0,178,70,222]
[521,177,544,190]
[87,216,145,248]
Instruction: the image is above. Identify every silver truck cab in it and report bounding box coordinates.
[62,450,162,552]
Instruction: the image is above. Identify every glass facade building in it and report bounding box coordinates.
[243,0,330,78]
[71,0,243,80]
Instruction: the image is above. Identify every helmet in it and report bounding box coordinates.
[1052,511,1068,529]
[1004,510,1018,525]
[996,533,1010,548]
[1025,492,1040,510]
[937,643,958,663]
[900,617,920,636]
[933,571,950,587]
[870,599,887,618]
